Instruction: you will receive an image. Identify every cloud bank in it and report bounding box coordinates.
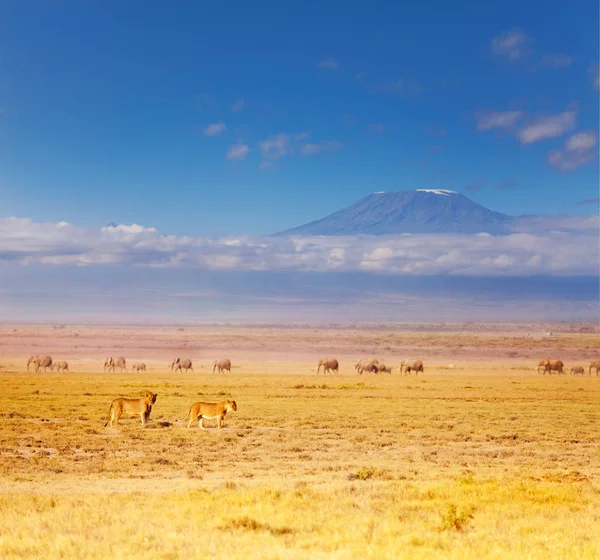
[0,216,598,277]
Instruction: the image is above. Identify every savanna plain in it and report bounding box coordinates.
[0,323,599,559]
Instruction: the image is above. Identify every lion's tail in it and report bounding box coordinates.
[104,403,113,427]
[183,407,191,422]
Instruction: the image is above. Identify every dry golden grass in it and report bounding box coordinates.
[1,357,599,558]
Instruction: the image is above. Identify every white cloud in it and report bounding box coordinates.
[257,133,341,160]
[232,99,245,112]
[491,28,533,60]
[540,54,573,68]
[300,141,343,155]
[317,58,339,70]
[204,122,226,136]
[548,131,597,172]
[226,144,250,160]
[517,111,576,144]
[475,110,524,131]
[259,133,291,159]
[0,217,597,277]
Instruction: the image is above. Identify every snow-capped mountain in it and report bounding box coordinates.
[275,189,513,236]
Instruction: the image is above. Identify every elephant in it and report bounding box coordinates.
[400,360,424,375]
[27,355,39,372]
[53,361,69,373]
[543,360,564,375]
[376,364,392,374]
[104,357,127,373]
[317,358,339,375]
[537,360,549,374]
[570,366,584,375]
[589,360,600,376]
[33,355,53,373]
[213,359,232,374]
[355,359,379,374]
[132,363,147,372]
[171,358,193,373]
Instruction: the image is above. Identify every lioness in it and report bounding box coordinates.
[185,400,237,429]
[104,391,157,427]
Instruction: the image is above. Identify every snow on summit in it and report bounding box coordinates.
[415,189,458,196]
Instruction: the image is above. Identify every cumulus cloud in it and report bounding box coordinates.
[204,122,226,136]
[0,217,597,277]
[259,133,291,159]
[317,58,339,70]
[258,133,342,159]
[491,28,533,60]
[517,111,576,144]
[475,110,524,131]
[226,144,250,160]
[547,131,597,172]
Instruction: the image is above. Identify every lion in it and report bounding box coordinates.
[185,400,237,429]
[104,391,157,427]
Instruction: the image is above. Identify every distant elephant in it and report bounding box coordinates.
[355,359,379,374]
[172,358,193,373]
[53,361,69,373]
[132,363,147,372]
[400,360,424,375]
[213,359,231,374]
[589,360,600,376]
[317,358,339,375]
[376,364,392,374]
[570,366,584,375]
[27,355,39,372]
[105,357,127,373]
[33,355,53,373]
[543,360,564,375]
[537,360,549,374]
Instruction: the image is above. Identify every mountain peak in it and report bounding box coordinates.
[275,189,513,236]
[415,188,458,196]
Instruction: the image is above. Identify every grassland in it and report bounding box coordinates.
[1,348,599,558]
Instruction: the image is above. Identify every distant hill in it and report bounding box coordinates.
[275,190,514,236]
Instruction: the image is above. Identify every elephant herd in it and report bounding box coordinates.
[24,355,600,377]
[27,355,67,373]
[26,355,233,374]
[315,358,425,375]
[537,359,600,376]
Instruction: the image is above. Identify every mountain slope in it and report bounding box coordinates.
[275,190,513,236]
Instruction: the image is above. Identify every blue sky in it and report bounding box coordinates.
[0,0,598,237]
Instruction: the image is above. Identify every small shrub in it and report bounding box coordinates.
[349,466,387,481]
[221,517,293,536]
[438,504,474,532]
